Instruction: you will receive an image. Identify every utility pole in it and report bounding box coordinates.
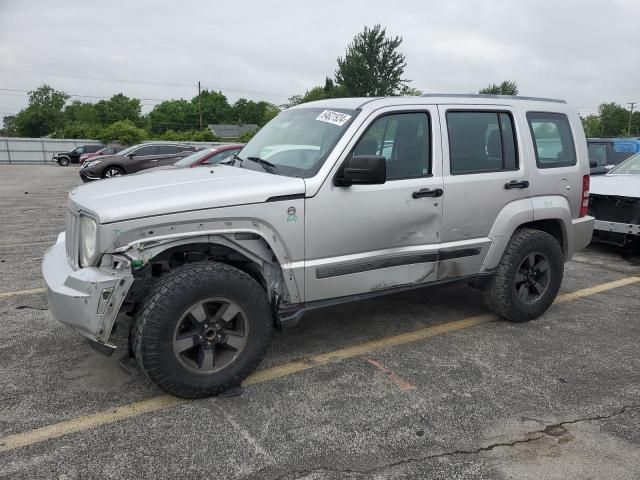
[627,102,636,136]
[198,81,203,130]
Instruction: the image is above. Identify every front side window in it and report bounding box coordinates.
[447,111,518,174]
[527,112,576,168]
[72,146,84,154]
[239,107,358,178]
[205,149,240,165]
[134,146,157,156]
[352,112,430,180]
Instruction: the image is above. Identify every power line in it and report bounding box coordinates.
[0,68,290,98]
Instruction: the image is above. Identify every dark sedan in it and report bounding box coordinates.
[79,143,200,181]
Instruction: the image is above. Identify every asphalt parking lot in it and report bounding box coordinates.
[1,164,639,479]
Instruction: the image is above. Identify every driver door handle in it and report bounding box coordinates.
[412,188,443,198]
[504,180,529,189]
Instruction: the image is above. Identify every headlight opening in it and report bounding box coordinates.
[79,215,98,267]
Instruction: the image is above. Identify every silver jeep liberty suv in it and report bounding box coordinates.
[43,95,594,398]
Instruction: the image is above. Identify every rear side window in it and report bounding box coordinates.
[527,112,576,168]
[447,111,518,174]
[157,145,181,155]
[588,143,608,167]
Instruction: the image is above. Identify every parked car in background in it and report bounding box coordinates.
[587,138,640,175]
[44,95,594,398]
[79,142,200,181]
[141,144,244,173]
[79,144,123,164]
[53,144,104,166]
[589,153,640,246]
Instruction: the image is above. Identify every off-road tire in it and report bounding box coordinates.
[483,228,564,322]
[132,261,273,398]
[57,157,70,166]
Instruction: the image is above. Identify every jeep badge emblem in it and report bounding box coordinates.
[287,206,298,223]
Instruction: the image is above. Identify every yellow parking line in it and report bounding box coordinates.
[0,275,638,453]
[0,287,46,298]
[554,276,640,303]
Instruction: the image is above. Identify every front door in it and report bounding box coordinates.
[304,106,443,302]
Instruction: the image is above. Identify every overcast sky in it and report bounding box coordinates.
[1,0,639,122]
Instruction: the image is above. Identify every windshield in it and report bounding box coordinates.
[174,148,215,167]
[117,145,139,157]
[238,107,358,178]
[609,153,640,175]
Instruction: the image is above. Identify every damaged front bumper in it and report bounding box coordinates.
[589,194,640,246]
[42,232,134,354]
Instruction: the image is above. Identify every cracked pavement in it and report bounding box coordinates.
[1,165,640,479]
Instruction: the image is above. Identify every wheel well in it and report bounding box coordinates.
[520,219,566,256]
[144,242,267,288]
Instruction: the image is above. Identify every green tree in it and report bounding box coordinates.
[479,80,519,95]
[581,114,601,138]
[99,120,148,145]
[194,90,232,126]
[63,100,98,124]
[597,102,629,137]
[148,99,197,133]
[230,98,278,125]
[14,84,69,137]
[94,94,142,126]
[335,24,409,96]
[1,115,18,136]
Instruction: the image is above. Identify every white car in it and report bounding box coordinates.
[589,153,640,246]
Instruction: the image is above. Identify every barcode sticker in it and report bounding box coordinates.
[316,110,352,126]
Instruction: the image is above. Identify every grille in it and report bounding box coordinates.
[588,195,640,224]
[65,208,80,269]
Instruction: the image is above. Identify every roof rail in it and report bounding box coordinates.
[420,93,566,104]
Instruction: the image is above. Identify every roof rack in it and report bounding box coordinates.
[420,93,566,104]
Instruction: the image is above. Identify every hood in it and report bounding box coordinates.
[135,165,179,174]
[590,174,640,199]
[69,165,306,224]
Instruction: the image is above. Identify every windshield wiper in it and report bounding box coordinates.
[245,156,277,173]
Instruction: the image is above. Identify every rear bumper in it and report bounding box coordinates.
[42,233,133,350]
[594,220,640,236]
[570,216,595,256]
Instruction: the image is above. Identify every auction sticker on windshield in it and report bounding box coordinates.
[316,110,352,127]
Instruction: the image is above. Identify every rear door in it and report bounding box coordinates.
[438,105,531,279]
[153,145,186,166]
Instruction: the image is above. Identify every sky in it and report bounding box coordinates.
[1,0,639,123]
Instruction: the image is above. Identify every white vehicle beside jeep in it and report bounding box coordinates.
[43,95,594,398]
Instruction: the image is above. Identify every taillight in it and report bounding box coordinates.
[579,175,589,217]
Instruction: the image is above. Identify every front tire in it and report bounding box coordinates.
[484,228,564,322]
[132,262,273,398]
[57,157,70,166]
[102,166,124,178]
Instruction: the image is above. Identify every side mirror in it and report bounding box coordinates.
[127,153,135,159]
[335,155,386,187]
[589,160,597,168]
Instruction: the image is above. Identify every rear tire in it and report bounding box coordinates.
[132,261,273,398]
[484,228,564,322]
[57,157,70,166]
[102,166,124,178]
